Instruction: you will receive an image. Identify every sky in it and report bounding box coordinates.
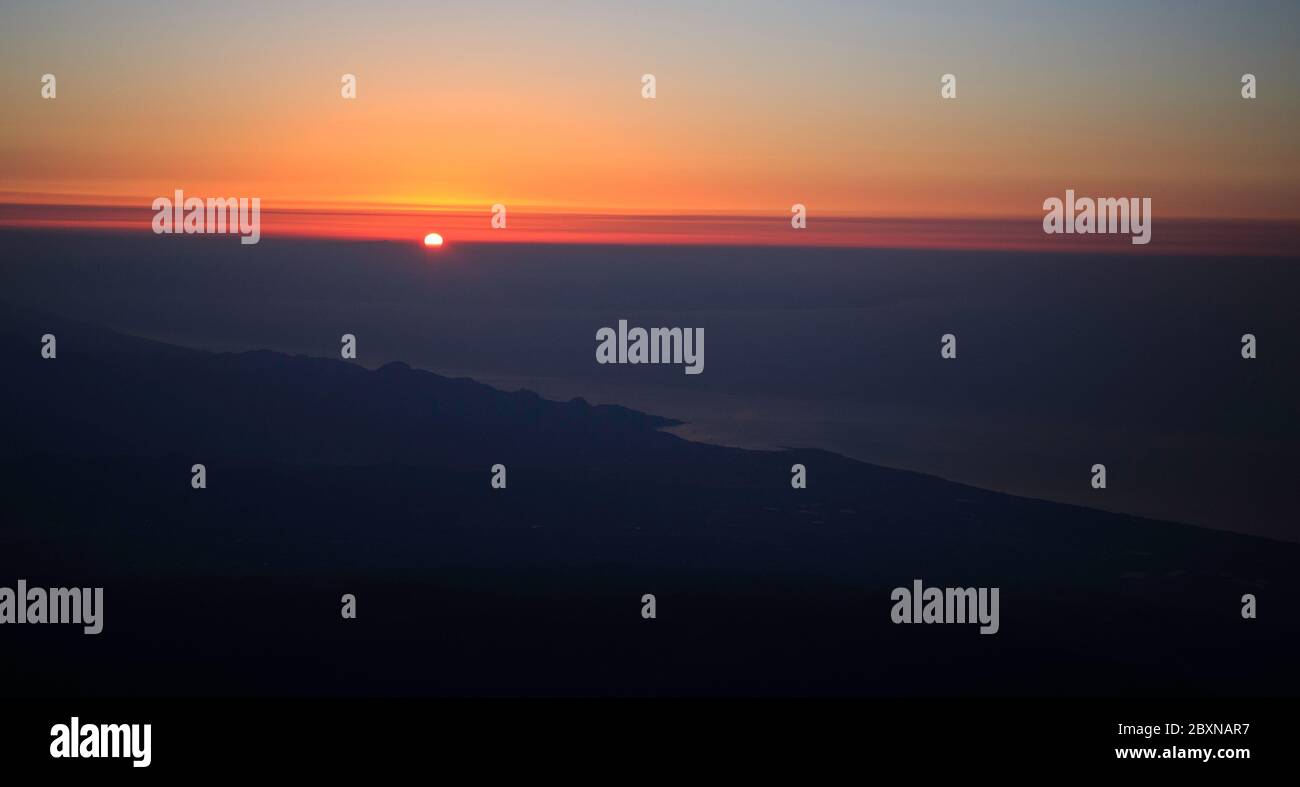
[2,0,1299,243]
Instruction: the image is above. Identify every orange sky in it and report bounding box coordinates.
[3,2,1299,248]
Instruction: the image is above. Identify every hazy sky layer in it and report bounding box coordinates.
[3,0,1299,219]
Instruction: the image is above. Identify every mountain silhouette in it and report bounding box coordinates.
[1,304,1296,697]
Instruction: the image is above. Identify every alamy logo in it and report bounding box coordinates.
[152,189,261,245]
[1043,189,1151,245]
[50,717,151,768]
[0,579,103,634]
[596,319,703,375]
[890,579,999,635]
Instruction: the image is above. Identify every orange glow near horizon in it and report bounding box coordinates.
[2,200,1296,256]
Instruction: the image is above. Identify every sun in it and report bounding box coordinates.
[423,232,444,248]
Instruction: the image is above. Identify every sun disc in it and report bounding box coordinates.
[423,232,444,247]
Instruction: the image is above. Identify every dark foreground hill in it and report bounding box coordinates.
[1,305,1296,697]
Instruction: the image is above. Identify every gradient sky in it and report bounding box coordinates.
[3,0,1300,231]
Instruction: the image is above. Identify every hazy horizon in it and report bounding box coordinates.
[5,229,1296,542]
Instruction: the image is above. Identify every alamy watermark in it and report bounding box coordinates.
[0,579,103,634]
[596,320,703,375]
[1043,189,1151,245]
[50,717,151,768]
[152,189,260,245]
[890,579,999,635]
